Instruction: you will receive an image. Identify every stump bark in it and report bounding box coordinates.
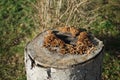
[24,29,104,80]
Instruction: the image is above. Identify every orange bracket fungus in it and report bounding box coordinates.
[43,27,96,55]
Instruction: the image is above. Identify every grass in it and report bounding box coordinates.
[0,0,37,80]
[102,51,120,80]
[0,0,120,80]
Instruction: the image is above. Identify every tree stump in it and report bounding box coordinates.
[24,27,104,80]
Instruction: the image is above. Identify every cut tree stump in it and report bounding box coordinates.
[24,28,104,80]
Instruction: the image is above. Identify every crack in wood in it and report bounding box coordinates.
[28,54,35,69]
[36,64,47,68]
[47,68,51,79]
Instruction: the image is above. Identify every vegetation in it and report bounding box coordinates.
[0,0,120,80]
[0,0,36,80]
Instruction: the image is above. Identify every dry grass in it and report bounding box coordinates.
[32,0,105,30]
[31,0,120,33]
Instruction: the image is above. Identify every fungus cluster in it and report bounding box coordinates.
[43,27,95,55]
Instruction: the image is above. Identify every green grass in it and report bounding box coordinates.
[0,0,37,54]
[102,52,120,80]
[0,54,26,80]
[0,0,120,80]
[0,0,36,80]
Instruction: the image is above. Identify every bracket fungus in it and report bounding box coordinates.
[43,27,96,55]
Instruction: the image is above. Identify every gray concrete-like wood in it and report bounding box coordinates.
[24,30,104,80]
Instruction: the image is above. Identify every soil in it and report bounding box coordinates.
[43,27,95,55]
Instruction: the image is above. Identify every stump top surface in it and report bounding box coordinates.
[26,28,104,68]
